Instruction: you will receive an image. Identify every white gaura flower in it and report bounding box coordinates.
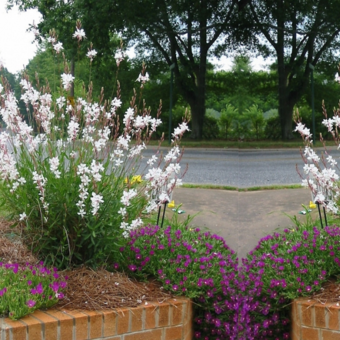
[136,72,149,83]
[19,212,27,221]
[49,157,61,178]
[111,97,122,108]
[91,192,104,215]
[114,49,125,66]
[121,189,137,206]
[118,207,127,216]
[54,42,64,54]
[61,73,75,91]
[172,122,190,140]
[73,28,86,41]
[56,96,66,109]
[86,49,97,62]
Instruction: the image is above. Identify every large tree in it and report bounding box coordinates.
[248,0,340,139]
[76,0,243,139]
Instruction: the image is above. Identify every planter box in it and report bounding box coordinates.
[291,297,340,340]
[0,297,193,340]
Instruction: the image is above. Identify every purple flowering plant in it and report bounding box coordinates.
[0,261,66,320]
[239,219,340,339]
[118,223,241,339]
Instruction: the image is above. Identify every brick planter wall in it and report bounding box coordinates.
[291,297,340,340]
[0,297,193,340]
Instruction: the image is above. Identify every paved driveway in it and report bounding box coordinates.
[172,187,318,261]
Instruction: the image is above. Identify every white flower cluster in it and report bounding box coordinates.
[136,72,149,83]
[53,42,64,54]
[32,171,48,212]
[73,28,86,41]
[67,118,80,142]
[0,26,190,241]
[76,161,105,217]
[296,117,340,214]
[49,157,61,178]
[61,73,75,91]
[114,49,125,66]
[86,49,97,62]
[172,122,190,141]
[294,122,312,141]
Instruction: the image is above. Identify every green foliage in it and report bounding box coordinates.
[249,0,340,139]
[0,59,188,269]
[0,139,148,269]
[0,262,66,320]
[245,104,265,140]
[219,104,237,139]
[264,116,282,140]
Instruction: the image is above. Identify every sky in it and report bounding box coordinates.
[0,0,41,74]
[0,0,270,74]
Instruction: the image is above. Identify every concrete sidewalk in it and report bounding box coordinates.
[172,187,317,261]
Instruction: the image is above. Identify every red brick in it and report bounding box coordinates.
[45,309,74,340]
[157,302,170,327]
[124,329,163,340]
[129,307,143,332]
[164,325,183,340]
[63,310,89,340]
[314,304,326,328]
[170,300,184,325]
[116,308,130,334]
[290,316,301,340]
[82,310,103,338]
[300,301,314,327]
[31,310,58,340]
[301,327,319,340]
[20,315,42,340]
[2,318,27,340]
[144,304,157,330]
[102,310,117,337]
[322,329,340,340]
[328,305,340,330]
[291,301,300,326]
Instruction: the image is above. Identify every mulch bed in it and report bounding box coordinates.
[0,218,172,311]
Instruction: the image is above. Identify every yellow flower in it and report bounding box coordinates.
[309,201,316,209]
[125,175,142,185]
[168,200,175,208]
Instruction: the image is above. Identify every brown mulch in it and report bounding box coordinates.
[58,267,171,310]
[0,218,172,311]
[311,279,340,305]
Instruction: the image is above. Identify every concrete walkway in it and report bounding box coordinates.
[172,187,318,261]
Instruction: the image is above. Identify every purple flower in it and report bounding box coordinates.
[56,292,64,299]
[27,300,36,308]
[60,281,67,289]
[128,264,137,271]
[36,283,44,294]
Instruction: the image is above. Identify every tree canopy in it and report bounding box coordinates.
[248,0,340,139]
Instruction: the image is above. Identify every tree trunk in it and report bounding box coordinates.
[277,0,293,140]
[189,96,205,139]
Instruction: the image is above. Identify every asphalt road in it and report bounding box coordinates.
[143,148,308,188]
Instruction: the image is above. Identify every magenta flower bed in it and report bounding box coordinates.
[118,223,340,339]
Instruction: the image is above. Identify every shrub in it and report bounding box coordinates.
[0,28,189,269]
[118,224,240,339]
[240,221,340,339]
[0,261,66,320]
